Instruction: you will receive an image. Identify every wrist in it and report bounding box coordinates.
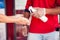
[9,17,17,23]
[6,18,17,23]
[43,8,46,15]
[46,8,51,14]
[13,18,18,23]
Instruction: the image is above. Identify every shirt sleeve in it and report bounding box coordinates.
[24,0,32,13]
[25,0,32,9]
[56,0,60,6]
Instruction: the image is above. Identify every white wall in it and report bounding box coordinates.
[0,9,6,40]
[15,0,27,10]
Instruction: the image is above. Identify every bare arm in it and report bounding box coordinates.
[0,14,29,25]
[32,7,60,17]
[0,14,16,23]
[46,7,60,15]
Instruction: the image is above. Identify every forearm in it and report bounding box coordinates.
[46,7,60,15]
[0,14,16,23]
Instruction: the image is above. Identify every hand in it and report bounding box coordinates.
[22,26,28,36]
[15,17,30,25]
[16,25,28,37]
[32,7,46,18]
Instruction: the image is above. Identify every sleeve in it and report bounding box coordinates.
[24,0,32,13]
[25,0,32,9]
[56,0,60,6]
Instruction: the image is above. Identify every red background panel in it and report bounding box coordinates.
[5,0,14,40]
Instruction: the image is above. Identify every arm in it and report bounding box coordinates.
[32,6,60,17]
[0,14,16,23]
[43,0,60,15]
[0,14,29,25]
[46,7,60,15]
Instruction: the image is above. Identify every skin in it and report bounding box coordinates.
[0,14,29,25]
[24,7,60,18]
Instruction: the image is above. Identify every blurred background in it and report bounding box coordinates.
[0,0,60,40]
[0,0,6,40]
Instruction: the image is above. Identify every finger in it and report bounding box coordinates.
[21,18,30,25]
[33,13,39,18]
[30,13,35,16]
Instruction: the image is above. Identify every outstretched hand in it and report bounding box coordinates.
[15,14,30,25]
